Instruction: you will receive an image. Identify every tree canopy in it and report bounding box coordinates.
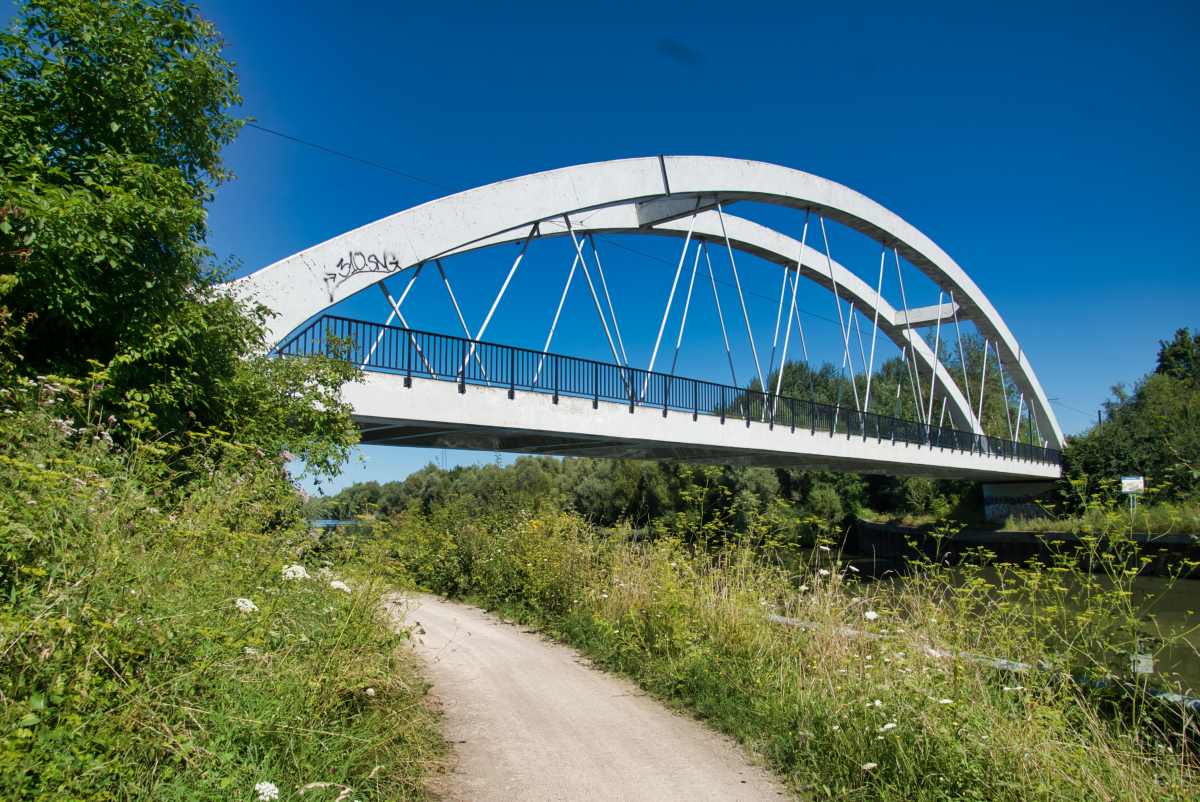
[0,0,360,476]
[1063,327,1200,498]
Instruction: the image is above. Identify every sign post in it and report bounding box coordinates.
[1121,476,1145,526]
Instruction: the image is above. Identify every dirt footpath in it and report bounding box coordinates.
[392,594,787,802]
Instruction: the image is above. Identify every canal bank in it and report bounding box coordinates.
[856,518,1200,577]
[845,518,1200,695]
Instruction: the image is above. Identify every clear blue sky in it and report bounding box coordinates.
[12,0,1200,491]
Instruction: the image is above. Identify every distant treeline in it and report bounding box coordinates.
[304,456,982,542]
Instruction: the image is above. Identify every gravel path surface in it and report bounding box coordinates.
[392,594,788,802]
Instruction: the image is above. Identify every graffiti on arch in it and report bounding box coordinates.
[324,250,406,299]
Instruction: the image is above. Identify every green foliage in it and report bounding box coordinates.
[310,456,880,546]
[380,491,1197,801]
[0,0,300,438]
[0,375,444,800]
[1064,327,1200,500]
[1157,328,1200,383]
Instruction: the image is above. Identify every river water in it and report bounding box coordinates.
[813,550,1200,695]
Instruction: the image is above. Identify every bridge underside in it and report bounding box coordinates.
[349,373,1060,482]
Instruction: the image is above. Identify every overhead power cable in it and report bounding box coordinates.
[244,123,459,192]
[245,122,873,339]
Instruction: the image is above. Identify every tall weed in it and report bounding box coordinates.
[0,375,445,800]
[379,472,1197,801]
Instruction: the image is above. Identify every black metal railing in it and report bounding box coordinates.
[278,316,1061,466]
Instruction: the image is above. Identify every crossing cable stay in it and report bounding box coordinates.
[819,215,861,427]
[363,263,424,369]
[563,215,631,399]
[717,203,765,393]
[894,345,908,421]
[976,339,991,428]
[588,234,631,370]
[668,233,705,379]
[765,250,793,418]
[926,290,945,426]
[863,242,887,414]
[435,259,491,384]
[459,223,538,381]
[533,244,581,387]
[703,240,739,390]
[998,352,1016,440]
[643,204,700,400]
[950,290,974,416]
[785,272,819,403]
[894,248,926,423]
[375,268,437,379]
[772,211,812,413]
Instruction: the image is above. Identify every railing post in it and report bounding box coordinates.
[811,401,816,436]
[790,397,795,434]
[662,374,669,418]
[509,347,516,399]
[553,356,559,405]
[593,361,599,409]
[720,386,726,424]
[693,381,698,422]
[405,331,413,388]
[746,393,751,428]
[769,394,774,430]
[459,338,467,394]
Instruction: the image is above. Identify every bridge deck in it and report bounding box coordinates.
[350,375,1058,481]
[281,316,1060,481]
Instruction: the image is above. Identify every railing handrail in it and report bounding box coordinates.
[277,315,1061,466]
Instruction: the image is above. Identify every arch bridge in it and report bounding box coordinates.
[232,156,1061,482]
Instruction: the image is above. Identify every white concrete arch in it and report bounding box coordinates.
[232,156,1062,448]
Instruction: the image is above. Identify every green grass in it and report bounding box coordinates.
[377,491,1199,801]
[0,376,446,800]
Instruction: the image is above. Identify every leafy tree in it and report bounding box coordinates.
[1156,327,1200,383]
[1063,327,1200,499]
[0,1,361,478]
[0,0,243,421]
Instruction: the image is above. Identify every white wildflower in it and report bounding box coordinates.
[818,569,830,576]
[832,725,840,730]
[864,611,879,621]
[879,722,897,732]
[939,699,954,704]
[255,781,280,801]
[329,580,351,593]
[798,585,810,592]
[819,545,830,552]
[1003,686,1026,692]
[862,763,878,771]
[848,564,860,572]
[282,564,310,580]
[366,687,376,696]
[874,700,883,707]
[235,598,259,613]
[244,647,259,656]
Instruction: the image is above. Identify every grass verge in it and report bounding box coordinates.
[377,492,1198,801]
[0,376,446,800]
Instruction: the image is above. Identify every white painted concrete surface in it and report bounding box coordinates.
[348,372,1060,482]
